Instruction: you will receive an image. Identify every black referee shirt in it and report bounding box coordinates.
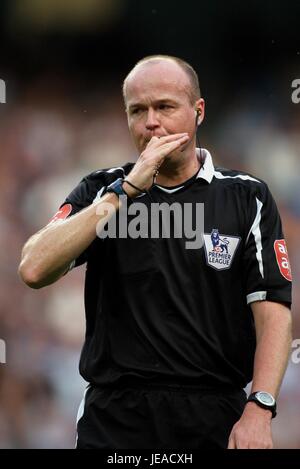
[54,149,292,389]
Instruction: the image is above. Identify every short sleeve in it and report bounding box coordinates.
[243,183,292,307]
[48,173,108,268]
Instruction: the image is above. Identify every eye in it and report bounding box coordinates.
[158,104,172,110]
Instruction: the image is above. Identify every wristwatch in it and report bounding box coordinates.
[247,391,277,418]
[106,178,127,197]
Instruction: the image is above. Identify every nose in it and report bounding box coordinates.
[145,108,160,131]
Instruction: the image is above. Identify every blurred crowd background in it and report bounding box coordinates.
[0,0,299,448]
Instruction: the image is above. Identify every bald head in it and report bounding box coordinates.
[123,55,201,106]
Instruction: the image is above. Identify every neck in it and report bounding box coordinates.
[155,148,200,187]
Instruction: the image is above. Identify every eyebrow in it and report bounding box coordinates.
[128,98,178,110]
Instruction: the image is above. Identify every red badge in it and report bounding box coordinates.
[49,203,72,224]
[274,239,292,282]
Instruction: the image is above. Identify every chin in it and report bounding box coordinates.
[169,148,184,158]
[161,150,182,167]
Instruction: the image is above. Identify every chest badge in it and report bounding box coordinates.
[203,229,241,270]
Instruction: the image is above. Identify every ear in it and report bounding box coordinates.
[194,98,205,125]
[193,108,201,127]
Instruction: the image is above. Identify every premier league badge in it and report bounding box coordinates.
[203,229,240,270]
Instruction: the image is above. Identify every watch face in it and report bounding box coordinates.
[256,392,275,406]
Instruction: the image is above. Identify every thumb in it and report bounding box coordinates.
[227,435,236,449]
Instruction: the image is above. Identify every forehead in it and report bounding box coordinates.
[125,61,191,105]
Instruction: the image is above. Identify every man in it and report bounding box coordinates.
[19,55,292,449]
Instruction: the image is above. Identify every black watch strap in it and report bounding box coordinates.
[106,178,127,197]
[247,391,277,418]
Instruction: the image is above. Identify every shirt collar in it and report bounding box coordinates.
[153,147,215,195]
[196,148,214,184]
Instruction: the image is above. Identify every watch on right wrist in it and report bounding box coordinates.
[247,391,277,418]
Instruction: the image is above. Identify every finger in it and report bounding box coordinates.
[227,437,235,449]
[149,133,189,146]
[236,439,249,449]
[155,135,189,158]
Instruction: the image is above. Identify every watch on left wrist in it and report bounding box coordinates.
[246,391,277,418]
[106,178,127,197]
